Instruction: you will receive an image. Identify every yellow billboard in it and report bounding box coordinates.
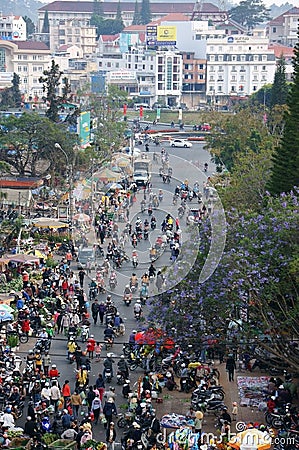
[157,26,177,43]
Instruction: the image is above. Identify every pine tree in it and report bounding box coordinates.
[268,27,299,194]
[140,0,151,25]
[270,55,288,108]
[132,0,141,25]
[93,0,104,17]
[116,0,122,20]
[39,60,64,122]
[41,10,49,33]
[11,74,22,107]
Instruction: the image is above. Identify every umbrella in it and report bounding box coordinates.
[106,183,123,191]
[93,168,121,183]
[5,254,40,264]
[0,310,13,322]
[32,218,69,229]
[0,304,14,313]
[228,428,271,450]
[73,213,91,223]
[26,250,47,259]
[112,156,131,167]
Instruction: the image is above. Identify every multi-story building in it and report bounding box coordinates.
[38,1,226,31]
[268,7,299,46]
[181,52,206,108]
[155,51,182,106]
[206,36,276,104]
[0,41,51,97]
[49,18,97,57]
[0,14,26,41]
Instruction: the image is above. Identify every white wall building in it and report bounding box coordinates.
[0,14,27,41]
[206,36,276,103]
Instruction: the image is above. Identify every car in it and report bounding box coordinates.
[133,170,150,187]
[169,139,193,148]
[201,123,211,131]
[77,247,95,270]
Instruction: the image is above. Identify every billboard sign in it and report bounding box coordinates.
[146,25,177,46]
[78,111,90,146]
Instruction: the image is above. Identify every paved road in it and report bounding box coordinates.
[17,140,218,443]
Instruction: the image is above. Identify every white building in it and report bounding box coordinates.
[0,14,27,41]
[0,41,51,97]
[206,36,276,103]
[268,7,299,46]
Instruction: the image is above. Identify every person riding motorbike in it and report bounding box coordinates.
[103,353,115,379]
[104,326,115,346]
[117,355,129,379]
[130,273,138,289]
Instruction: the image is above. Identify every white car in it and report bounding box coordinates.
[169,139,192,148]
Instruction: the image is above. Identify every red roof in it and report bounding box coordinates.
[149,12,190,25]
[14,41,50,50]
[0,179,43,189]
[123,24,146,32]
[39,1,220,14]
[268,43,294,59]
[101,34,120,42]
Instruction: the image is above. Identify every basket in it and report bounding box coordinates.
[9,437,30,449]
[48,440,77,450]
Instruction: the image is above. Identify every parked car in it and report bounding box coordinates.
[133,170,151,187]
[201,123,211,131]
[169,139,193,148]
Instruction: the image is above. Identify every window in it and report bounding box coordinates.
[158,57,163,64]
[273,27,276,33]
[33,66,37,72]
[135,64,137,69]
[253,75,257,80]
[210,46,214,51]
[186,54,191,60]
[254,65,257,71]
[158,65,163,72]
[128,63,131,68]
[232,65,236,72]
[33,55,37,60]
[17,66,22,72]
[240,75,244,81]
[23,77,27,84]
[18,55,22,60]
[241,55,245,61]
[199,64,204,70]
[75,28,80,34]
[38,56,44,60]
[218,55,223,62]
[218,46,222,51]
[253,85,257,91]
[210,76,214,81]
[116,62,119,68]
[166,57,172,90]
[107,62,111,68]
[199,74,204,79]
[150,65,153,70]
[158,82,163,90]
[218,85,222,92]
[254,55,258,61]
[38,66,43,72]
[210,55,215,61]
[231,75,236,81]
[232,55,236,61]
[262,55,267,61]
[262,65,266,71]
[231,86,235,92]
[218,65,223,71]
[33,78,38,84]
[23,66,28,72]
[59,29,65,36]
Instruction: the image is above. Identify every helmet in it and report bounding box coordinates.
[120,355,125,359]
[107,295,111,300]
[28,350,33,354]
[125,284,129,288]
[132,330,137,334]
[93,278,96,281]
[181,363,186,368]
[81,365,86,369]
[90,335,94,338]
[166,372,172,378]
[125,380,130,384]
[116,312,119,316]
[27,416,32,421]
[5,408,11,413]
[137,300,141,303]
[52,364,56,368]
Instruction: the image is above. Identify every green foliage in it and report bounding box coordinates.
[0,73,22,109]
[0,113,76,176]
[41,10,49,34]
[132,0,141,25]
[91,14,124,37]
[249,84,272,108]
[23,16,35,39]
[93,0,103,16]
[206,106,275,171]
[42,433,59,445]
[39,60,78,123]
[229,0,270,29]
[268,27,299,195]
[0,277,23,293]
[270,55,288,108]
[140,0,152,24]
[7,334,19,348]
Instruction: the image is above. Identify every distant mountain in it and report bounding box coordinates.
[269,2,294,19]
[0,0,42,22]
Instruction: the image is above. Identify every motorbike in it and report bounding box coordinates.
[178,206,185,218]
[116,371,126,385]
[123,293,132,306]
[130,282,138,294]
[89,286,97,300]
[140,284,148,305]
[144,229,149,240]
[134,309,142,320]
[132,254,138,268]
[192,386,225,402]
[81,325,90,343]
[104,337,114,351]
[109,273,117,290]
[151,219,156,230]
[105,368,112,383]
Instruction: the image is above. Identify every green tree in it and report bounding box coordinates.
[93,0,103,17]
[39,60,78,123]
[229,0,270,30]
[0,73,22,109]
[11,74,22,107]
[41,10,49,33]
[23,16,35,39]
[270,55,288,108]
[140,0,151,25]
[0,113,76,177]
[268,28,299,195]
[91,15,124,37]
[132,0,141,25]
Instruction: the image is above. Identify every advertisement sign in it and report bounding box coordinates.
[146,25,177,46]
[157,26,177,43]
[78,111,90,146]
[108,71,137,81]
[139,106,143,118]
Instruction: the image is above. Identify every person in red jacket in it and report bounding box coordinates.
[87,335,96,359]
[61,380,71,408]
[49,364,60,379]
[21,318,30,336]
